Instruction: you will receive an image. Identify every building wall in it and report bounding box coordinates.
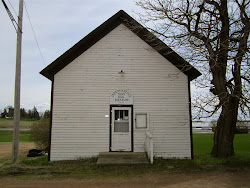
[51,24,191,161]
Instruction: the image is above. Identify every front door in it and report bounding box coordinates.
[111,107,132,151]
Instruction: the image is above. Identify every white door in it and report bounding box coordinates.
[111,107,132,151]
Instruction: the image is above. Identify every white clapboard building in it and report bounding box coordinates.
[40,10,201,161]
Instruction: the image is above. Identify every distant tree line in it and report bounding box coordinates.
[0,106,50,120]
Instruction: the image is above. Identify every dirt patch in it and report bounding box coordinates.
[0,170,250,188]
[0,142,35,159]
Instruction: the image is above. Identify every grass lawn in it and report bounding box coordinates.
[193,133,250,163]
[0,133,249,179]
[0,130,30,142]
[0,118,38,129]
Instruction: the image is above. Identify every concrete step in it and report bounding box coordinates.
[97,152,149,165]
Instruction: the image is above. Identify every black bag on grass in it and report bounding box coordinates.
[27,149,45,157]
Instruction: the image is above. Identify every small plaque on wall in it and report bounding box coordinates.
[136,114,147,128]
[110,89,133,105]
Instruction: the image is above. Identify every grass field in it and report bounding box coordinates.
[0,131,249,160]
[193,133,250,163]
[0,133,249,180]
[0,118,37,129]
[0,130,30,142]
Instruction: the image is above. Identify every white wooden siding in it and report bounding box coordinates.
[51,24,191,161]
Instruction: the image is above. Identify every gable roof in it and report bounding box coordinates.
[40,10,201,81]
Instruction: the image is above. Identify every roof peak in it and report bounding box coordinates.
[40,10,201,81]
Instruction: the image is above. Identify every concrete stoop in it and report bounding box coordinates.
[97,152,149,165]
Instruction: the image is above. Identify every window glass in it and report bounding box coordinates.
[114,122,129,132]
[115,110,119,120]
[120,110,124,119]
[114,109,129,132]
[125,110,128,116]
[124,110,128,120]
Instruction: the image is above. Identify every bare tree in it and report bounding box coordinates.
[136,0,250,157]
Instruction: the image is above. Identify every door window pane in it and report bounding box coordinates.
[114,121,129,132]
[125,110,128,116]
[124,110,128,120]
[114,110,129,132]
[115,110,119,120]
[120,110,124,119]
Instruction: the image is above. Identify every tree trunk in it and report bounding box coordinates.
[211,96,239,157]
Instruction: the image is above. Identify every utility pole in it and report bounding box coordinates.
[12,0,23,163]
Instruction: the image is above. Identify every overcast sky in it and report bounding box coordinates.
[0,0,142,112]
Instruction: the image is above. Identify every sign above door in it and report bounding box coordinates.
[110,89,133,105]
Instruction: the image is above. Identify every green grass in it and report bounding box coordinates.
[0,133,249,179]
[21,155,51,166]
[233,134,250,157]
[193,134,214,156]
[0,118,38,129]
[193,133,250,163]
[17,156,194,179]
[0,130,30,142]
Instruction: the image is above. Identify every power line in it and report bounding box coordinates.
[24,1,46,66]
[1,0,21,32]
[7,0,17,17]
